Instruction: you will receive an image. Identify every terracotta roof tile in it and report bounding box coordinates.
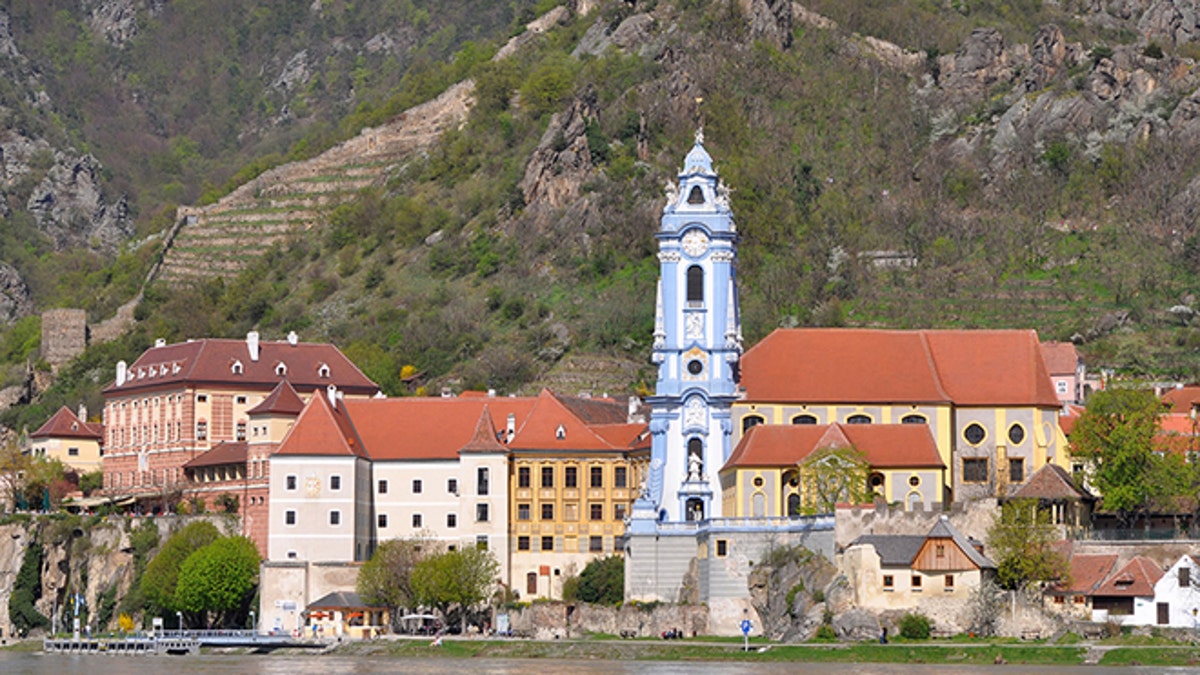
[103,338,379,396]
[246,380,306,416]
[30,406,103,440]
[183,441,248,468]
[507,390,630,452]
[1040,341,1081,376]
[1094,556,1163,597]
[1011,464,1092,501]
[338,397,537,461]
[1053,554,1118,594]
[1161,386,1200,414]
[722,423,944,471]
[274,391,365,458]
[741,329,1059,407]
[459,407,508,454]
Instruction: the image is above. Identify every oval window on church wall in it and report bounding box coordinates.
[963,422,986,445]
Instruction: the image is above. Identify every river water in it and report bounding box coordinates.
[0,653,1188,675]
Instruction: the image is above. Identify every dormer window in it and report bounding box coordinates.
[318,363,330,378]
[556,424,566,440]
[232,360,244,374]
[275,362,287,376]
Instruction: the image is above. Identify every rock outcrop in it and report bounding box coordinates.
[26,154,132,254]
[748,545,838,642]
[521,90,599,211]
[0,262,33,324]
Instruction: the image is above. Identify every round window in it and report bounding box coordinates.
[869,474,884,488]
[1008,424,1025,445]
[687,359,703,375]
[753,476,764,487]
[909,475,920,487]
[963,423,986,445]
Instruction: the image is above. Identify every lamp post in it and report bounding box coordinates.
[249,610,256,638]
[176,611,183,636]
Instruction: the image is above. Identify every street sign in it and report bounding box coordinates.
[740,619,752,635]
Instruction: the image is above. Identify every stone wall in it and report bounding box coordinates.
[502,601,708,639]
[41,308,87,368]
[835,499,998,549]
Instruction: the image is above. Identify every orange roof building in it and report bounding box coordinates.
[720,423,946,516]
[731,328,1071,505]
[29,405,104,472]
[265,388,648,602]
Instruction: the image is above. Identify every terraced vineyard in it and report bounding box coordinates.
[158,80,475,284]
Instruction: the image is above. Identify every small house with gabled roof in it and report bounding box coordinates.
[1091,556,1164,623]
[840,516,996,612]
[29,405,104,472]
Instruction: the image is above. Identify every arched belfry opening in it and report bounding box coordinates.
[687,185,705,204]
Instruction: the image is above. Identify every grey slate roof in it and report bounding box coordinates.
[849,535,927,566]
[307,592,385,610]
[849,517,996,570]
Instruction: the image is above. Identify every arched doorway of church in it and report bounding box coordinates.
[906,491,923,511]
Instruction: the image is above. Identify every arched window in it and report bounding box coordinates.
[787,493,802,516]
[846,414,872,424]
[275,362,287,376]
[686,265,704,307]
[687,438,703,480]
[742,415,765,433]
[687,185,705,204]
[901,414,926,424]
[792,414,818,425]
[231,360,243,375]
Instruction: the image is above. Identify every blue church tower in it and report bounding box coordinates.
[631,130,742,528]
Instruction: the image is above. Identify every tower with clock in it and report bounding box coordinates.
[631,130,742,528]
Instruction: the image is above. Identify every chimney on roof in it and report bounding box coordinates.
[116,360,127,386]
[506,413,516,443]
[441,387,453,398]
[327,384,337,407]
[287,331,298,346]
[487,389,496,397]
[77,403,87,421]
[154,338,166,348]
[247,331,260,361]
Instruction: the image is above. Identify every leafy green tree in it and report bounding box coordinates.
[175,536,261,628]
[987,498,1067,590]
[358,538,426,626]
[142,521,220,618]
[78,471,103,496]
[412,546,498,633]
[799,445,871,514]
[1070,388,1161,521]
[575,556,624,606]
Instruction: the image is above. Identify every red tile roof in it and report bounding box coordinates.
[722,423,944,471]
[279,390,645,461]
[247,380,306,416]
[1094,556,1164,597]
[275,391,366,458]
[1040,341,1081,376]
[30,406,103,440]
[1011,464,1091,501]
[740,329,1059,407]
[1053,554,1119,594]
[1161,386,1200,414]
[459,407,508,454]
[508,391,629,452]
[102,337,378,396]
[183,441,248,469]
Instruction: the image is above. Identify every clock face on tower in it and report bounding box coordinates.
[682,229,709,258]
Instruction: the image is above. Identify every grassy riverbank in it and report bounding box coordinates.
[333,636,1092,665]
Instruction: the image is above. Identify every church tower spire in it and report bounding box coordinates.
[632,130,741,527]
